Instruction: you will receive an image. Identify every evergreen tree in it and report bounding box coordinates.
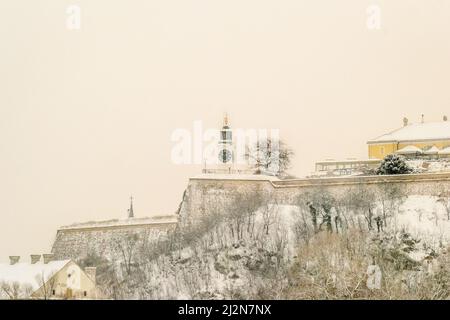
[376,154,412,175]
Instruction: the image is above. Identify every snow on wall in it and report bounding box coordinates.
[59,215,178,231]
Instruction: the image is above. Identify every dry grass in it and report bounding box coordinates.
[284,230,449,300]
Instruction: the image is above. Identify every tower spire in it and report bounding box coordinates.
[128,196,134,218]
[223,112,229,127]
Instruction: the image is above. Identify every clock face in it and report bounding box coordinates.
[219,149,232,163]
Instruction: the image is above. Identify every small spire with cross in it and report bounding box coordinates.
[127,196,134,218]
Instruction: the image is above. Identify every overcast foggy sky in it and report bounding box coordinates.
[1,0,450,262]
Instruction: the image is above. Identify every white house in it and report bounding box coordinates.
[0,254,100,299]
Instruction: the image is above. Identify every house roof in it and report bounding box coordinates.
[0,260,71,291]
[396,145,423,154]
[424,146,440,154]
[438,146,450,155]
[368,121,450,144]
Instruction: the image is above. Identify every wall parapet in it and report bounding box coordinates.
[58,215,178,232]
[270,172,450,188]
[190,172,450,188]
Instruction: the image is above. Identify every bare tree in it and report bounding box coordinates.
[35,271,57,299]
[227,190,266,241]
[437,186,450,221]
[245,138,294,176]
[1,277,51,300]
[261,203,278,236]
[333,191,355,232]
[0,281,22,299]
[299,188,336,233]
[376,182,406,227]
[112,233,140,276]
[346,186,376,231]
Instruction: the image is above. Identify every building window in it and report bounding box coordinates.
[83,291,87,297]
[380,147,385,155]
[52,290,56,296]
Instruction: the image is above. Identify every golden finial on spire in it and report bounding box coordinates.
[223,112,229,126]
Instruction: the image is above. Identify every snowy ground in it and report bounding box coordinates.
[407,159,450,173]
[393,195,450,245]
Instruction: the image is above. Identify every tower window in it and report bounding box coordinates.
[221,130,232,141]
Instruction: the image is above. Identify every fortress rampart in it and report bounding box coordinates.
[52,172,450,260]
[179,172,450,221]
[51,216,178,260]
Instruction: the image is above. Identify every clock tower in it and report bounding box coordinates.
[202,113,254,174]
[218,113,233,164]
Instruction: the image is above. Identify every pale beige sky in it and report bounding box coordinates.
[1,0,450,262]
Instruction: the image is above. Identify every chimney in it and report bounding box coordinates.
[403,117,408,127]
[444,115,448,122]
[30,254,41,264]
[9,256,20,265]
[84,267,97,284]
[43,254,54,264]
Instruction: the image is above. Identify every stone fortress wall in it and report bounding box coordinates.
[52,172,450,261]
[51,216,178,260]
[179,172,450,221]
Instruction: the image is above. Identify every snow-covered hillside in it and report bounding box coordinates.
[95,193,449,299]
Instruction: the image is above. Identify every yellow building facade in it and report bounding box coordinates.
[368,118,450,159]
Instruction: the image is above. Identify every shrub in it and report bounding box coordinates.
[376,154,412,175]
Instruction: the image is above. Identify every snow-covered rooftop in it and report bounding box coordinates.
[439,146,450,155]
[0,260,70,291]
[368,121,450,143]
[396,145,423,154]
[424,146,440,154]
[59,215,178,231]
